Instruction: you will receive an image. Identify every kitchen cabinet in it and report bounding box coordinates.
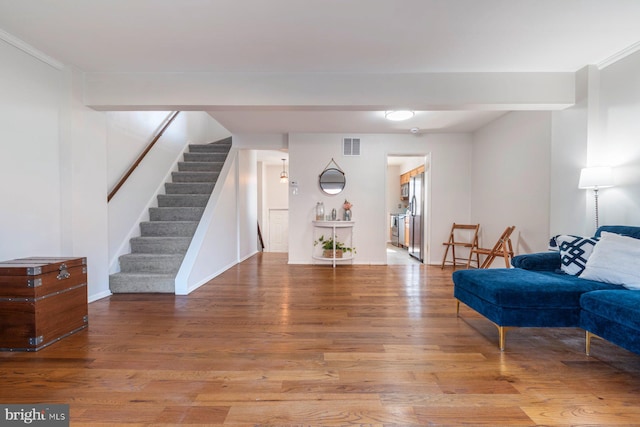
[400,173,410,200]
[404,216,410,247]
[400,166,424,200]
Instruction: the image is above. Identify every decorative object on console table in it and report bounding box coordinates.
[315,202,325,221]
[579,166,614,230]
[343,199,352,221]
[0,257,88,351]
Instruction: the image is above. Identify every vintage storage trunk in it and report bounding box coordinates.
[0,257,88,351]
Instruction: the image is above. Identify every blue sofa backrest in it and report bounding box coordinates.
[595,225,640,239]
[512,225,640,270]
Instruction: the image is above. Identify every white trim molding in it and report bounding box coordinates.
[0,28,64,70]
[598,40,640,70]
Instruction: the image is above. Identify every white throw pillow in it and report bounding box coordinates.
[555,235,599,275]
[580,231,640,289]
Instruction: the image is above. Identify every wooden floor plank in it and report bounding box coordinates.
[1,253,640,425]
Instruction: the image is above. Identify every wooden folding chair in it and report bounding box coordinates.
[471,226,516,268]
[441,223,480,269]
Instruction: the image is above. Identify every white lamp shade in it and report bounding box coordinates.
[578,166,614,189]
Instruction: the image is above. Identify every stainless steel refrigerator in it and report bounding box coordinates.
[408,172,424,262]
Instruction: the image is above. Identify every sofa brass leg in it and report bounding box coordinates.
[494,323,509,351]
[585,330,591,356]
[496,325,507,351]
[585,330,602,356]
[455,301,507,351]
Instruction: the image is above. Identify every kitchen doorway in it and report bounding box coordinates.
[386,155,429,265]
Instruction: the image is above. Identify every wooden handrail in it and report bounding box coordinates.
[107,111,181,202]
[257,222,265,251]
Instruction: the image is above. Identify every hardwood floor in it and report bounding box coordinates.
[2,253,640,426]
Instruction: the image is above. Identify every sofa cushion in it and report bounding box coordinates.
[511,251,560,271]
[556,235,599,275]
[580,232,640,289]
[595,225,640,239]
[452,268,619,309]
[580,290,640,331]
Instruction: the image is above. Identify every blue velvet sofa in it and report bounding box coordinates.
[452,225,640,353]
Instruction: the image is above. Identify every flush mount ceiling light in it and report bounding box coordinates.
[385,110,415,121]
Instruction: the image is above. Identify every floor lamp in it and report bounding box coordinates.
[579,166,614,230]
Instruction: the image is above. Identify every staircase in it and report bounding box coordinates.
[109,137,232,293]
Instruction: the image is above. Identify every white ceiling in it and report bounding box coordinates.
[1,0,640,135]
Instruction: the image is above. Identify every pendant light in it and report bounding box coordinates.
[280,158,288,183]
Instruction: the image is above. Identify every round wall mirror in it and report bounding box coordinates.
[319,168,346,195]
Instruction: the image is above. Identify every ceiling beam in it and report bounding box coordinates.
[84,71,575,111]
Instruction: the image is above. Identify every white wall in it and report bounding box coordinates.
[471,111,552,261]
[176,148,259,294]
[0,40,111,301]
[264,164,289,210]
[597,51,640,227]
[288,133,472,265]
[107,111,230,272]
[176,150,239,294]
[237,150,259,260]
[60,67,110,301]
[548,57,640,237]
[550,66,591,236]
[0,39,64,259]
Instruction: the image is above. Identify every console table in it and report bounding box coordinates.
[312,221,355,267]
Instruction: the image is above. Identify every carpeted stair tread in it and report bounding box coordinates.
[157,194,210,207]
[119,253,184,274]
[140,221,199,237]
[130,236,192,254]
[164,182,215,194]
[183,152,227,162]
[172,171,220,183]
[178,161,224,172]
[149,206,205,221]
[188,139,231,153]
[109,272,176,293]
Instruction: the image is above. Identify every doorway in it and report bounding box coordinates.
[257,151,289,253]
[386,155,429,265]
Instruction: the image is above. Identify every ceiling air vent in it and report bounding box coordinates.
[343,137,361,156]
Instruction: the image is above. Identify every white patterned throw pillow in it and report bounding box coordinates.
[555,235,599,275]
